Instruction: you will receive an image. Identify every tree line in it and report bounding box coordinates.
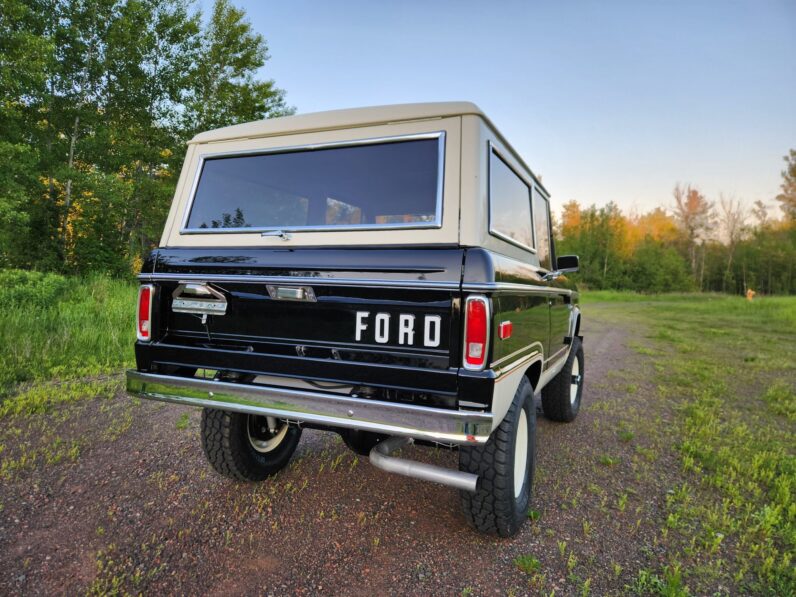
[2,1,794,294]
[556,155,796,294]
[0,0,291,275]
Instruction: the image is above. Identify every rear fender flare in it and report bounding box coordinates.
[490,354,544,430]
[569,307,581,339]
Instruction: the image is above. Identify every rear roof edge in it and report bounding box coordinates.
[189,101,551,197]
[189,102,484,144]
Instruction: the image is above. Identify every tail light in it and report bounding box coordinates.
[137,284,154,341]
[463,295,490,371]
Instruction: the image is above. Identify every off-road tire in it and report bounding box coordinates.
[541,337,584,422]
[340,429,387,456]
[200,409,301,481]
[459,377,536,537]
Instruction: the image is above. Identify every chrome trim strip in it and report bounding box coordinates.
[126,371,492,445]
[179,131,446,235]
[139,272,461,290]
[494,350,543,380]
[532,187,554,268]
[491,341,544,369]
[489,228,537,254]
[140,274,574,296]
[545,346,568,364]
[463,282,572,296]
[141,274,573,296]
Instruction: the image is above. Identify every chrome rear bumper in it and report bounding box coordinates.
[126,370,492,445]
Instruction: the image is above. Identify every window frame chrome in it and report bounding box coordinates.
[487,141,537,254]
[532,187,554,272]
[178,131,446,235]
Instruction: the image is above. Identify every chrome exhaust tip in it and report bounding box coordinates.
[368,436,479,493]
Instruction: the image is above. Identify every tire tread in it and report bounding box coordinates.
[200,409,300,481]
[541,337,584,422]
[459,377,535,537]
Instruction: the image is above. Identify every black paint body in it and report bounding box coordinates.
[135,247,577,412]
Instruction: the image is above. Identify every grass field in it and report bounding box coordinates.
[0,274,794,594]
[0,271,136,404]
[584,293,795,594]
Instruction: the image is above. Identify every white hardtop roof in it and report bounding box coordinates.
[190,101,485,144]
[188,101,550,197]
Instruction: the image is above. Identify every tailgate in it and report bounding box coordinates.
[137,247,464,404]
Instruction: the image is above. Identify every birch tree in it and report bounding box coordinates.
[673,183,715,287]
[775,149,796,220]
[717,194,747,291]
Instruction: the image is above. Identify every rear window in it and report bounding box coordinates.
[182,134,444,232]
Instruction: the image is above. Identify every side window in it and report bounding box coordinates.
[489,148,534,251]
[532,189,552,270]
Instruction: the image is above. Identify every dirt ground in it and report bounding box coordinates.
[0,308,687,596]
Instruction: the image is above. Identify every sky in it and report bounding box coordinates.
[210,0,796,216]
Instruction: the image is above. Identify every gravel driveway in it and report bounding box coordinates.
[1,308,681,596]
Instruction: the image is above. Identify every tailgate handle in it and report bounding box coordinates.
[261,230,292,241]
[172,283,227,318]
[266,285,317,302]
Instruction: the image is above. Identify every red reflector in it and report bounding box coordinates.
[464,296,489,370]
[137,285,153,341]
[499,321,513,340]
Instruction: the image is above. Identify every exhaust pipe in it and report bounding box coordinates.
[368,437,479,493]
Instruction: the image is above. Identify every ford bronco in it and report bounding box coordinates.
[127,102,583,537]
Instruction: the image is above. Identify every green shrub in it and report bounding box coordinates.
[0,270,136,395]
[0,269,70,307]
[514,554,542,574]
